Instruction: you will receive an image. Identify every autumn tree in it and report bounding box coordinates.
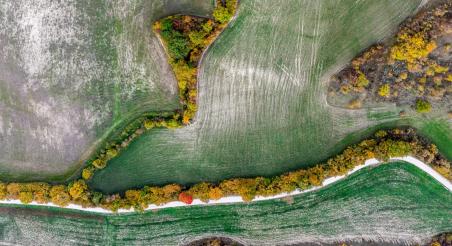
[415,99,432,113]
[68,180,89,201]
[50,185,71,207]
[6,183,21,200]
[0,182,6,200]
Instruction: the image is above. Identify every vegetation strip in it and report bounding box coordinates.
[0,155,449,214]
[81,0,238,179]
[0,128,450,213]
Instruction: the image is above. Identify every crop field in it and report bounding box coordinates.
[89,0,452,193]
[0,162,450,245]
[0,0,214,181]
[0,0,450,244]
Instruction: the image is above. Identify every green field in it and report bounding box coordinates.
[0,0,213,181]
[0,1,451,244]
[0,162,450,245]
[89,0,452,193]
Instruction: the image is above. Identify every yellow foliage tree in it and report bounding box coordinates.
[50,185,71,207]
[31,183,50,204]
[6,183,21,199]
[92,159,106,169]
[69,180,89,201]
[0,182,6,200]
[390,32,436,64]
[378,84,391,97]
[82,167,94,180]
[19,191,33,204]
[208,187,223,200]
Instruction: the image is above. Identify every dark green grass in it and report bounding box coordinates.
[90,0,430,193]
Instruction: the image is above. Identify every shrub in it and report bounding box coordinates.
[356,72,369,88]
[431,62,449,73]
[106,148,118,159]
[50,185,70,207]
[0,182,6,200]
[415,99,431,113]
[208,187,223,200]
[82,167,94,180]
[178,192,193,204]
[160,184,182,201]
[446,74,452,82]
[213,6,233,24]
[143,120,155,130]
[166,119,181,128]
[399,72,408,80]
[346,98,362,109]
[189,31,206,47]
[378,84,391,97]
[19,192,33,204]
[202,20,214,33]
[390,32,436,64]
[375,130,387,138]
[160,19,173,32]
[182,114,191,125]
[68,180,89,201]
[6,183,21,199]
[91,192,103,206]
[92,159,106,169]
[375,140,412,159]
[225,0,238,12]
[167,33,190,60]
[32,183,50,204]
[125,189,147,211]
[160,19,174,39]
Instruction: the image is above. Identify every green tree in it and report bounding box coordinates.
[415,99,431,113]
[213,6,232,24]
[168,33,190,60]
[188,31,206,47]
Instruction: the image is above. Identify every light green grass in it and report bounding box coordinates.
[90,0,436,193]
[0,162,450,245]
[0,0,214,182]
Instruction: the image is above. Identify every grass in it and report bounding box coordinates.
[0,0,214,182]
[0,162,451,245]
[2,0,449,244]
[90,0,434,193]
[418,120,452,159]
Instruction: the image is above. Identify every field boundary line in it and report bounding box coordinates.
[0,156,449,214]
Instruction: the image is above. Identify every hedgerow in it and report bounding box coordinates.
[0,128,449,212]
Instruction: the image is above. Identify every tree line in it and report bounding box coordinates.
[0,128,449,212]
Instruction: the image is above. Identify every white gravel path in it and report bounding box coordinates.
[0,156,449,214]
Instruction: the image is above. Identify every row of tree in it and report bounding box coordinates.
[1,128,449,212]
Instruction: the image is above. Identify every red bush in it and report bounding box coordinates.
[178,192,193,204]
